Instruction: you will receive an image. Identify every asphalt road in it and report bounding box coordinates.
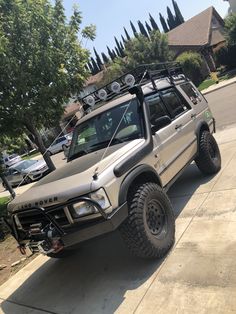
[205,84,236,130]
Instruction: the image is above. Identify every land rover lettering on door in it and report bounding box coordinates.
[6,63,221,259]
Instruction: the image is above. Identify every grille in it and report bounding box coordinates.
[16,207,69,232]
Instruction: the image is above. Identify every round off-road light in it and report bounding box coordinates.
[124,74,135,86]
[111,82,121,94]
[97,89,107,100]
[85,95,95,107]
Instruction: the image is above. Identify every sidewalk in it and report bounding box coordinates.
[1,126,236,313]
[202,76,236,95]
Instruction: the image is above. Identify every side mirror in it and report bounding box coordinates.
[151,115,172,134]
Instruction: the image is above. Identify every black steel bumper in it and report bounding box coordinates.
[5,201,128,252]
[62,202,128,247]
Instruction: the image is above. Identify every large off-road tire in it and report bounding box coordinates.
[119,182,175,259]
[195,131,221,175]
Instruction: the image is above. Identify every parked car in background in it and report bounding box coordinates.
[2,159,48,188]
[3,154,22,167]
[47,135,71,155]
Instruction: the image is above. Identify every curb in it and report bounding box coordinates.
[202,80,236,95]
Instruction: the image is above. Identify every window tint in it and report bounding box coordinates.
[145,93,169,125]
[161,89,188,118]
[180,83,202,104]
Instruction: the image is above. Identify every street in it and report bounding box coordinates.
[205,84,236,130]
[1,85,236,314]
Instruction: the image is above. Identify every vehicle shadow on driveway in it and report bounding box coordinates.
[1,164,216,314]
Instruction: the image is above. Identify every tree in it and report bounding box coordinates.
[167,6,177,30]
[121,35,127,45]
[177,52,204,86]
[225,13,236,45]
[93,47,103,70]
[91,57,100,74]
[138,21,149,38]
[101,52,109,64]
[145,22,152,35]
[149,13,160,31]
[114,37,124,57]
[81,24,96,41]
[124,27,131,41]
[130,21,138,37]
[159,13,169,33]
[107,45,116,60]
[0,0,95,171]
[172,0,184,25]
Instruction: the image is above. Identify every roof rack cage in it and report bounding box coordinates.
[81,62,186,112]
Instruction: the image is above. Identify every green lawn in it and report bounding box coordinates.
[0,197,10,218]
[22,151,41,160]
[198,79,216,91]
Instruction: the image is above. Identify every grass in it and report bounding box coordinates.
[198,79,216,91]
[0,196,10,218]
[22,151,41,160]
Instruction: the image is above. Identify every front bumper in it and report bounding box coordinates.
[5,200,128,254]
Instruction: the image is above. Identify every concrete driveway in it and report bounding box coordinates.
[1,126,236,313]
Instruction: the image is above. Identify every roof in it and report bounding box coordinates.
[76,78,173,126]
[86,71,105,86]
[168,6,224,48]
[63,102,81,119]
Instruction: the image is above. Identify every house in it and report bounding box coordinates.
[60,101,83,134]
[224,0,236,13]
[168,7,226,72]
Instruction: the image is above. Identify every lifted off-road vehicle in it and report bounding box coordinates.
[6,63,221,258]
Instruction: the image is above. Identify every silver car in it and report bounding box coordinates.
[2,159,48,188]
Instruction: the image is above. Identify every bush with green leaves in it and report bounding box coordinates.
[176,52,204,86]
[215,45,236,69]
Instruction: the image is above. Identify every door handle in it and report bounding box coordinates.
[175,124,182,130]
[191,113,197,119]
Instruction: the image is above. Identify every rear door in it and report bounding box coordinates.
[145,87,197,186]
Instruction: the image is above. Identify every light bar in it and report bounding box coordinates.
[81,62,184,112]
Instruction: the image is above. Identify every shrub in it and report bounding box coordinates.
[176,51,204,86]
[215,45,236,69]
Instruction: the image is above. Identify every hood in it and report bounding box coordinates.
[23,160,47,173]
[8,139,144,212]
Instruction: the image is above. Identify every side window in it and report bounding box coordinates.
[145,93,170,125]
[180,83,202,104]
[161,89,189,119]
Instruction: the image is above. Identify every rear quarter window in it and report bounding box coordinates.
[180,83,202,104]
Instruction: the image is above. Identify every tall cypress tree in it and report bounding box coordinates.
[130,21,138,37]
[115,36,124,57]
[124,27,131,41]
[138,20,149,38]
[88,62,93,73]
[115,47,121,58]
[159,13,169,33]
[107,46,115,60]
[121,35,127,45]
[112,49,117,59]
[167,6,177,30]
[93,47,103,70]
[101,52,109,64]
[172,0,184,25]
[91,57,100,74]
[145,21,152,35]
[149,13,159,31]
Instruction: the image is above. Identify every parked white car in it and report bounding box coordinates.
[2,159,48,188]
[3,154,22,167]
[47,135,71,155]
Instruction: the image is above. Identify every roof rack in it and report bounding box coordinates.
[81,62,186,113]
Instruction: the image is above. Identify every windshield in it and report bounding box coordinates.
[13,160,37,171]
[68,99,143,161]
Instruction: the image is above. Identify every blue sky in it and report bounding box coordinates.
[63,0,229,56]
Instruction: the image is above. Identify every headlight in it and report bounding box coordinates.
[73,202,97,217]
[72,189,111,218]
[90,188,110,209]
